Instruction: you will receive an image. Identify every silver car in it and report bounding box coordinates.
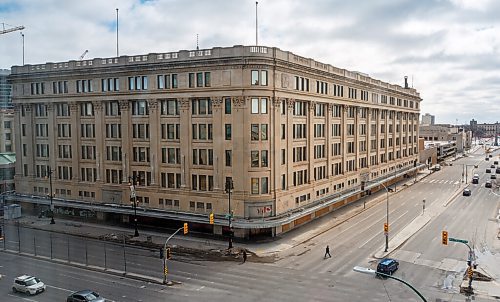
[67,290,105,302]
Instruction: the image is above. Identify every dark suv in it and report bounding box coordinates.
[376,258,399,276]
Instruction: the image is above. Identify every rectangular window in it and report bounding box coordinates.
[251,151,259,167]
[132,100,149,115]
[251,124,259,141]
[225,150,232,167]
[224,97,231,114]
[251,178,259,194]
[189,73,195,88]
[204,72,211,87]
[261,150,268,167]
[196,72,203,87]
[225,124,231,140]
[251,70,259,85]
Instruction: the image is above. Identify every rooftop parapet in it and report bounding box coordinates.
[10,45,419,97]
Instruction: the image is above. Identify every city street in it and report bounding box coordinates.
[1,148,498,301]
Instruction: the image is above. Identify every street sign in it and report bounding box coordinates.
[449,237,468,244]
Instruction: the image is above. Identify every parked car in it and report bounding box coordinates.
[491,164,496,169]
[491,174,497,179]
[489,154,493,158]
[463,188,472,196]
[494,161,499,165]
[485,180,492,188]
[434,164,441,171]
[12,275,46,295]
[496,168,500,174]
[67,290,105,302]
[472,177,479,184]
[376,258,399,276]
[486,168,492,173]
[486,157,490,161]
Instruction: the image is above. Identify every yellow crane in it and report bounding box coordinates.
[1,23,25,35]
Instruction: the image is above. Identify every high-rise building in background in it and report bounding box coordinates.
[9,45,422,238]
[0,69,13,109]
[421,113,435,125]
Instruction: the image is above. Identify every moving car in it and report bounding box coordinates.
[67,290,105,302]
[12,275,46,295]
[491,174,497,179]
[434,164,441,171]
[497,168,500,174]
[376,258,399,276]
[485,180,492,188]
[486,168,492,173]
[463,188,472,196]
[486,157,490,161]
[494,161,499,165]
[491,164,496,169]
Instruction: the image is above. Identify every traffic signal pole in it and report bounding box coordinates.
[442,234,475,291]
[162,226,186,285]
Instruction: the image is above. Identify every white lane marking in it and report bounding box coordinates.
[46,284,74,293]
[358,210,409,248]
[196,286,206,291]
[7,293,39,302]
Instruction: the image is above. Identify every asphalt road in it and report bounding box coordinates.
[1,147,498,301]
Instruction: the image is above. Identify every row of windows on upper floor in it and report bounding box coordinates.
[26,70,417,108]
[28,119,418,145]
[23,99,419,122]
[294,76,418,109]
[27,146,417,196]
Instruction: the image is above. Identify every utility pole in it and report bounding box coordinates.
[48,169,55,224]
[128,176,139,237]
[225,178,234,249]
[20,32,24,65]
[116,8,119,57]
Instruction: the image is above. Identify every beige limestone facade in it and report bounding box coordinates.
[9,45,421,237]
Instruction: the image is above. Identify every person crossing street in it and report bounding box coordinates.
[324,245,332,258]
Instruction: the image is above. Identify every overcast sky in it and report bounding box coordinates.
[1,0,499,124]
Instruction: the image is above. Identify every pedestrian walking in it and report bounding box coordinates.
[242,250,247,263]
[324,245,331,258]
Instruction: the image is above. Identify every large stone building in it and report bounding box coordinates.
[8,45,421,238]
[470,119,500,138]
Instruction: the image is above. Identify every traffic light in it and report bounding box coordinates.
[183,222,188,234]
[166,248,172,259]
[209,213,214,224]
[383,223,389,233]
[160,247,164,259]
[442,230,448,245]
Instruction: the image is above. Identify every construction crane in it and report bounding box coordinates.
[79,50,88,60]
[1,23,25,35]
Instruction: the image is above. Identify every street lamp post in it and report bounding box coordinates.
[20,32,24,65]
[381,183,389,252]
[362,180,390,252]
[128,176,139,237]
[353,266,427,302]
[225,178,234,249]
[48,169,55,224]
[463,164,478,184]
